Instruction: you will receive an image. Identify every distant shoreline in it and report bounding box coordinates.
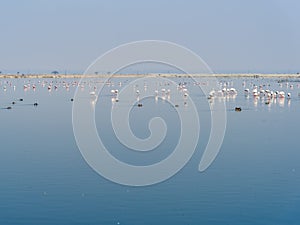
[0,73,300,79]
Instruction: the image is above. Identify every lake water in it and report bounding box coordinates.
[0,76,300,225]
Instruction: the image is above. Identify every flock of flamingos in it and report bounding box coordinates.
[0,78,299,110]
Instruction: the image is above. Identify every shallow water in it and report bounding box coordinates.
[0,77,300,225]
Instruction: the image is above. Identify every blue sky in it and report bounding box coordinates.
[0,0,299,73]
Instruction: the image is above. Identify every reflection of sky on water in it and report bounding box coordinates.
[0,77,300,225]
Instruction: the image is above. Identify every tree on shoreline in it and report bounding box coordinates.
[51,71,59,75]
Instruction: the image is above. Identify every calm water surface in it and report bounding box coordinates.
[0,77,300,225]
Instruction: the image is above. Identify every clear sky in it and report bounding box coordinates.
[0,0,299,74]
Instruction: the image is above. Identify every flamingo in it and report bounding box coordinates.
[278,91,285,98]
[244,88,250,96]
[208,90,215,99]
[229,88,237,95]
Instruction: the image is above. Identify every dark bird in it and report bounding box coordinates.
[235,107,242,112]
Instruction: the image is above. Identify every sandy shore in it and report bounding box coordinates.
[0,73,300,79]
